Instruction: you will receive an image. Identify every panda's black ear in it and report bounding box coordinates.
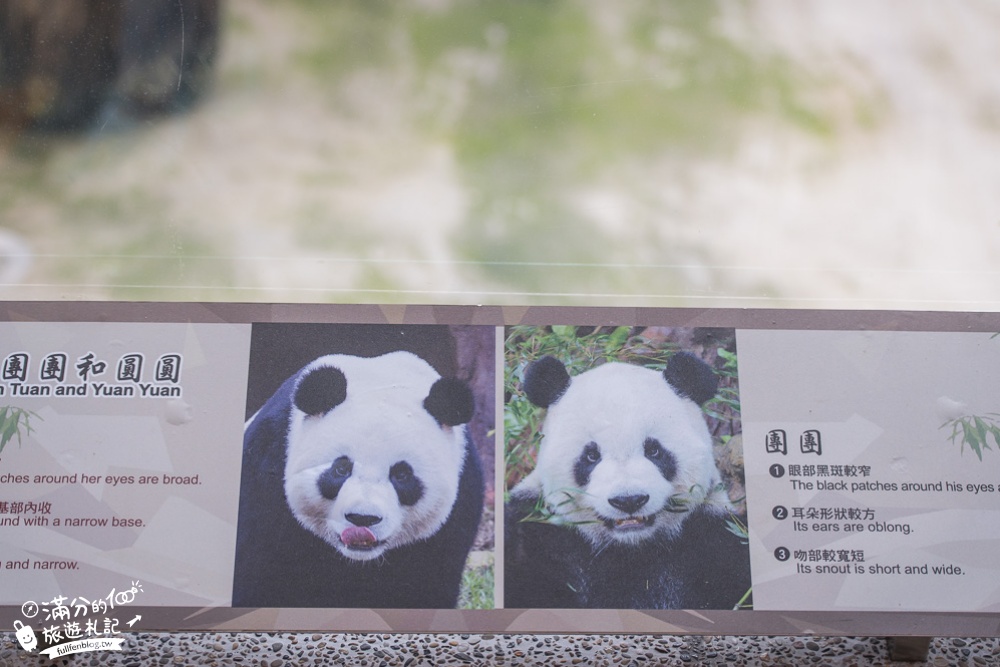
[523,356,571,408]
[294,366,348,416]
[663,352,718,406]
[424,378,474,426]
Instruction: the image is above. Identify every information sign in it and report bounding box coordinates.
[0,303,998,638]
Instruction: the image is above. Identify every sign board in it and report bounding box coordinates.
[1,302,1000,638]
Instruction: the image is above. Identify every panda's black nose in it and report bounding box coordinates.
[608,494,649,515]
[346,513,382,527]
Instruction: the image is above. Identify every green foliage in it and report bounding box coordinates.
[516,487,598,527]
[0,406,40,456]
[705,346,740,424]
[732,586,753,611]
[458,554,494,610]
[726,513,748,542]
[942,413,1000,461]
[724,513,753,610]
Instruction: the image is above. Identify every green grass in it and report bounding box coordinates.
[458,552,494,610]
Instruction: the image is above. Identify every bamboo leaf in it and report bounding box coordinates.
[974,417,991,450]
[962,422,983,460]
[605,326,631,350]
[0,420,18,451]
[550,325,575,339]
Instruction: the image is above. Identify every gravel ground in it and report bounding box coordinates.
[2,633,998,666]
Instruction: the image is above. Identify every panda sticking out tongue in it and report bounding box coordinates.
[341,526,378,550]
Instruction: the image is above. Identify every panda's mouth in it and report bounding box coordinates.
[340,526,381,551]
[603,515,655,531]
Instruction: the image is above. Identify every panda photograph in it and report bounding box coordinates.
[233,323,494,610]
[504,326,751,610]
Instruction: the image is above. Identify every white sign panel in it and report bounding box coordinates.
[740,330,1000,612]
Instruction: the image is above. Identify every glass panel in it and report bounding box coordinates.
[2,1,997,308]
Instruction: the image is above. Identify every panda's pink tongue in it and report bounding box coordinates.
[341,526,377,548]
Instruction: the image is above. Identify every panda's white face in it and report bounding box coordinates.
[284,352,468,562]
[518,361,731,547]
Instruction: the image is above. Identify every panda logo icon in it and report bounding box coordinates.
[233,350,484,609]
[505,349,750,610]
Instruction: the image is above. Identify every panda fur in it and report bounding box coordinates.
[233,351,483,609]
[505,352,750,610]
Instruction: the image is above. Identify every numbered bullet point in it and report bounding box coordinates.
[774,546,791,562]
[769,463,785,478]
[772,505,788,520]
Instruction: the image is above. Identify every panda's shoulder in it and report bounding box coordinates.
[504,486,591,608]
[242,372,300,469]
[673,505,740,545]
[505,485,544,524]
[507,484,577,540]
[671,507,751,601]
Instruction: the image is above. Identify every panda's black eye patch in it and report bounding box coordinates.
[644,438,663,459]
[391,464,412,482]
[574,442,601,487]
[318,456,353,500]
[644,437,677,481]
[390,461,424,506]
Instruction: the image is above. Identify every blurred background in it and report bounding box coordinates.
[1,0,998,309]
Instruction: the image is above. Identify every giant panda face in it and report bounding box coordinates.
[284,351,473,562]
[517,353,731,547]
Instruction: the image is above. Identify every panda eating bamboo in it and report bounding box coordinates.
[505,352,750,610]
